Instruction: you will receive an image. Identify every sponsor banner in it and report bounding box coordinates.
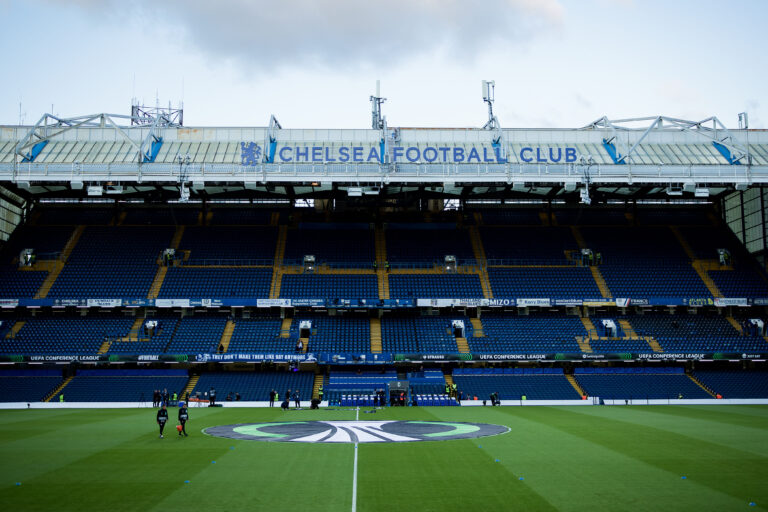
[582,299,616,307]
[475,354,549,361]
[615,298,650,307]
[52,299,87,307]
[322,353,392,364]
[482,298,516,307]
[290,299,325,308]
[188,298,225,308]
[86,299,123,308]
[648,298,687,306]
[155,299,190,308]
[0,299,19,308]
[123,298,153,307]
[752,298,768,306]
[194,353,318,363]
[242,141,580,165]
[516,298,551,307]
[714,298,749,307]
[554,299,583,306]
[394,353,474,362]
[684,298,715,307]
[256,299,292,308]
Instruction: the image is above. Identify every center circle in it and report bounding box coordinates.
[204,421,509,443]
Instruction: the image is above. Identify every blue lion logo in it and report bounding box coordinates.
[240,142,262,166]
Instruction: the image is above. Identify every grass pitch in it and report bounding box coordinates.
[1,405,767,511]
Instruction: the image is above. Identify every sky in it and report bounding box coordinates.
[0,0,766,129]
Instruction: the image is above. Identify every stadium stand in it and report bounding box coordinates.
[574,367,710,400]
[693,370,768,398]
[626,313,765,352]
[283,224,375,263]
[488,267,601,298]
[61,369,188,402]
[452,368,581,400]
[293,315,370,353]
[226,316,286,353]
[191,371,313,402]
[468,314,585,353]
[388,274,484,298]
[381,316,463,353]
[158,267,273,298]
[48,226,174,298]
[279,274,378,299]
[0,316,135,354]
[0,369,63,402]
[385,224,475,262]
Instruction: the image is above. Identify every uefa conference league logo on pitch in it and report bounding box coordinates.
[205,421,509,443]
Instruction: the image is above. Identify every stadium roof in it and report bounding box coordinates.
[1,111,766,203]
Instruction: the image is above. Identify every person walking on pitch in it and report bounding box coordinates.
[177,402,189,437]
[157,404,169,438]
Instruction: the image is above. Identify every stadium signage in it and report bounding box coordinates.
[516,298,551,307]
[205,421,509,443]
[714,298,748,307]
[195,353,317,363]
[242,142,578,165]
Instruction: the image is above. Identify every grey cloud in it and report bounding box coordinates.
[63,0,563,69]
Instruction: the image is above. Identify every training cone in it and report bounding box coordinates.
[176,425,183,432]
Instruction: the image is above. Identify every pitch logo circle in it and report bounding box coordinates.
[204,420,509,443]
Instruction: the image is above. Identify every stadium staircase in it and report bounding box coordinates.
[280,317,292,338]
[375,226,390,299]
[44,376,73,402]
[726,316,743,335]
[473,212,483,225]
[182,375,200,399]
[589,267,612,298]
[146,267,167,299]
[443,372,454,390]
[618,319,663,352]
[300,337,309,353]
[205,211,214,225]
[147,226,186,299]
[670,226,726,297]
[196,212,204,225]
[116,212,127,225]
[565,374,586,397]
[270,212,280,226]
[35,225,85,298]
[370,317,382,353]
[470,318,485,337]
[570,225,611,297]
[269,225,288,298]
[4,320,25,339]
[97,318,145,354]
[625,212,635,224]
[469,226,493,298]
[312,374,323,399]
[539,211,551,226]
[455,336,470,353]
[218,320,236,353]
[686,372,716,398]
[577,318,595,353]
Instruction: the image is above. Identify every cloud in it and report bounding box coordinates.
[62,0,564,70]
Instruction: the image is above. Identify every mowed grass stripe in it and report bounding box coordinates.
[0,409,155,487]
[507,406,768,509]
[567,405,768,456]
[427,406,751,511]
[357,407,558,512]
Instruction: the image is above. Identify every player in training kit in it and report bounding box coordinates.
[157,404,169,438]
[178,402,189,437]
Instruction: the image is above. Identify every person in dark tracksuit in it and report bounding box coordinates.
[178,402,189,437]
[157,405,168,438]
[269,389,276,407]
[293,390,300,409]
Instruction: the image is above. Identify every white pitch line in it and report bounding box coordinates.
[352,407,359,512]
